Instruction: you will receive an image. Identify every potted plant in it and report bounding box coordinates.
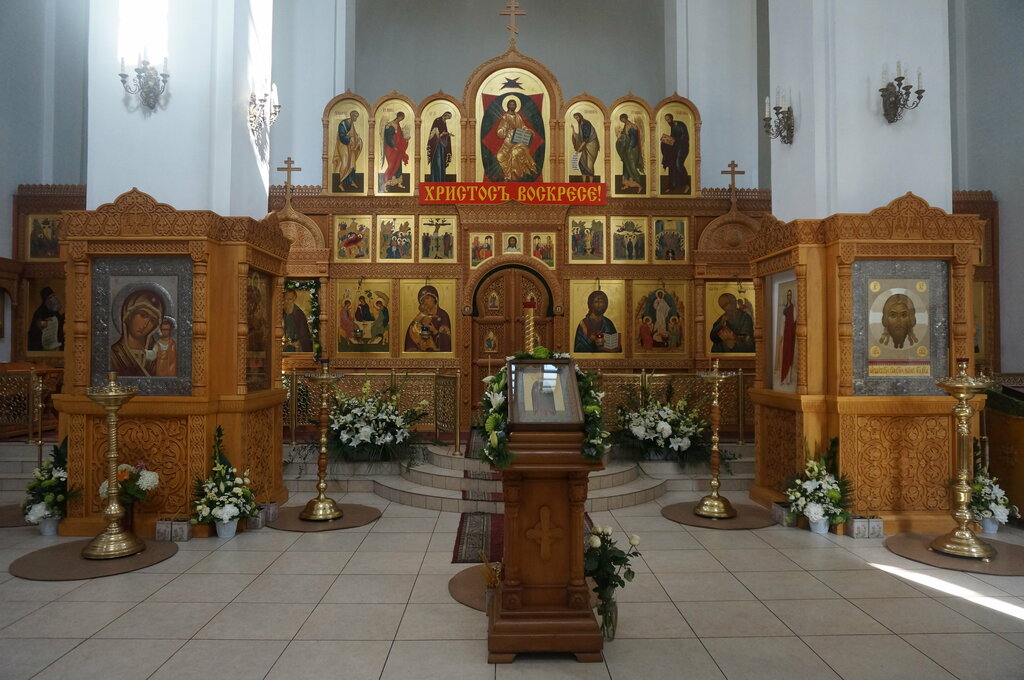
[23,438,78,535]
[613,382,710,463]
[98,462,160,530]
[783,438,854,533]
[328,378,428,464]
[584,525,640,640]
[478,346,608,469]
[191,427,259,538]
[971,466,1019,534]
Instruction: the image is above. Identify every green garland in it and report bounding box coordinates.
[478,346,609,469]
[284,279,321,358]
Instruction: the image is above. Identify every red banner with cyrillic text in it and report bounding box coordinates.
[418,182,606,205]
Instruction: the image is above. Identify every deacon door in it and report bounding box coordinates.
[472,265,553,414]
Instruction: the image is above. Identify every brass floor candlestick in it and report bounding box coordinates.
[694,359,737,519]
[523,300,536,352]
[300,361,344,521]
[82,372,144,559]
[930,359,997,561]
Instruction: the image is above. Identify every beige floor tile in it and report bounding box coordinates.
[266,640,392,680]
[147,573,256,602]
[803,634,956,680]
[616,516,690,534]
[902,632,1024,680]
[149,639,288,680]
[337,493,390,509]
[266,550,353,574]
[324,574,416,603]
[359,531,432,551]
[218,529,301,551]
[778,547,874,570]
[640,549,725,572]
[380,640,494,680]
[343,550,425,574]
[658,571,754,601]
[0,600,46,629]
[33,638,184,680]
[614,573,669,602]
[604,638,725,680]
[428,531,457,552]
[0,577,86,602]
[434,512,462,533]
[689,528,772,550]
[754,527,839,549]
[934,596,1024,632]
[610,501,666,517]
[186,549,282,574]
[626,530,702,550]
[0,601,133,638]
[708,548,802,572]
[703,636,841,680]
[417,552,468,575]
[296,603,405,640]
[763,598,889,636]
[1000,631,1024,649]
[973,573,1024,596]
[896,568,1019,597]
[410,572,459,603]
[134,549,212,574]
[56,573,175,602]
[614,601,694,638]
[381,504,440,518]
[371,516,437,533]
[95,601,224,639]
[495,655,611,678]
[0,638,82,680]
[734,571,840,600]
[397,602,487,639]
[196,602,316,639]
[846,546,945,571]
[235,573,336,603]
[288,531,367,552]
[810,569,927,598]
[677,600,792,637]
[850,598,987,633]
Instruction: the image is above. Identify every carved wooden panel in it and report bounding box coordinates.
[756,405,802,492]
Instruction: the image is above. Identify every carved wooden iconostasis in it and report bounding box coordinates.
[51,190,291,537]
[270,45,771,428]
[747,194,988,534]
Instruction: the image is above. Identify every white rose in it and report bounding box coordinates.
[589,535,601,549]
[991,504,1009,523]
[629,535,640,547]
[803,502,825,522]
[630,425,647,439]
[655,421,672,438]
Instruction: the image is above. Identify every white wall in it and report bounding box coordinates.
[668,0,760,189]
[769,0,952,220]
[952,0,1024,371]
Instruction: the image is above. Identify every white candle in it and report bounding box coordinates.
[917,68,922,89]
[120,57,125,73]
[896,60,901,78]
[775,87,780,106]
[143,46,147,62]
[765,96,770,117]
[162,57,168,73]
[271,83,279,106]
[883,65,889,84]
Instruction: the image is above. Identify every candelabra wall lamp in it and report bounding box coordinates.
[118,56,169,111]
[763,89,794,144]
[879,61,925,124]
[248,84,281,135]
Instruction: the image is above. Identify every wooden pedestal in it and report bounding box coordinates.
[487,431,604,663]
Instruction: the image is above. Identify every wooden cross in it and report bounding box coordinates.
[525,505,564,561]
[276,157,302,199]
[500,0,526,42]
[721,160,745,203]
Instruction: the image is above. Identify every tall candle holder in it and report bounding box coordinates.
[523,299,536,352]
[930,359,997,561]
[82,372,144,559]
[694,359,737,519]
[300,360,344,521]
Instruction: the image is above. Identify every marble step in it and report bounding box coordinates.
[371,473,667,514]
[401,459,639,493]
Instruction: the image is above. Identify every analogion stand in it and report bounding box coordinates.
[488,358,604,663]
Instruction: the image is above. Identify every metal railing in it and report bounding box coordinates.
[0,368,49,464]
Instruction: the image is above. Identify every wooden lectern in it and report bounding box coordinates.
[488,359,605,663]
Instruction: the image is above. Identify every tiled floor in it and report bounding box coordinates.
[1,490,1023,680]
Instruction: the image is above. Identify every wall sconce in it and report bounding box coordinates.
[762,89,794,144]
[879,62,924,124]
[248,84,281,135]
[118,56,169,110]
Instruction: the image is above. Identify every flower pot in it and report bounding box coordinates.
[808,518,829,534]
[981,517,1000,534]
[597,597,618,641]
[38,516,59,536]
[215,518,239,538]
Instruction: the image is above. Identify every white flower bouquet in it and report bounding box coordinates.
[328,379,428,463]
[615,397,709,462]
[98,462,160,506]
[191,427,259,525]
[970,467,1020,525]
[784,442,854,526]
[22,439,78,523]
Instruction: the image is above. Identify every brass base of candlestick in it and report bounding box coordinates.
[81,521,146,560]
[929,528,996,562]
[693,490,737,519]
[300,495,344,521]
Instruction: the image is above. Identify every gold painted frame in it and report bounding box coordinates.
[705,281,756,356]
[377,215,415,261]
[418,215,457,263]
[610,217,647,263]
[332,215,372,262]
[652,217,688,264]
[400,279,456,357]
[570,279,626,357]
[631,280,689,356]
[567,217,606,264]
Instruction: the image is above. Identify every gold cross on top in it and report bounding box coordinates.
[276,157,302,199]
[500,0,526,44]
[721,160,745,204]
